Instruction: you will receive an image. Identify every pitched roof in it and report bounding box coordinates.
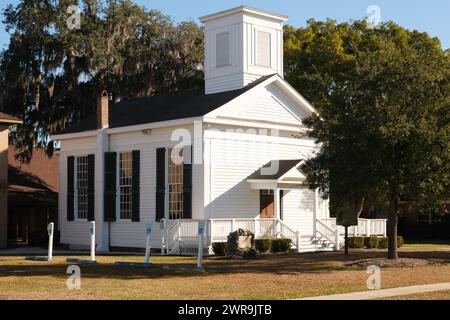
[0,112,22,125]
[247,159,302,180]
[58,74,275,135]
[8,146,59,207]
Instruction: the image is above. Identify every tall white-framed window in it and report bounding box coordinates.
[118,151,133,220]
[256,30,271,67]
[75,155,89,220]
[168,148,184,220]
[216,31,230,68]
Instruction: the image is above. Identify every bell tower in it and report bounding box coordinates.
[200,6,287,94]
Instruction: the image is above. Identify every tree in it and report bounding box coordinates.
[0,0,204,161]
[285,19,450,259]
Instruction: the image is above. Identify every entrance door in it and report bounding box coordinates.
[260,190,274,218]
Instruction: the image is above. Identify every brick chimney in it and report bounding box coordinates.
[97,90,109,129]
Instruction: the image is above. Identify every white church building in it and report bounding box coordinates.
[53,6,386,254]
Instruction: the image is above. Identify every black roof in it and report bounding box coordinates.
[59,75,275,135]
[247,159,302,180]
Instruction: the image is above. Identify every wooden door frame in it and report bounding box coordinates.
[259,189,284,219]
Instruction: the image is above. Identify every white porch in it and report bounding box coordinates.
[161,217,387,255]
[162,159,387,255]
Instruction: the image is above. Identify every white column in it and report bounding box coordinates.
[313,189,319,236]
[95,129,110,252]
[274,188,281,238]
[296,231,300,253]
[274,188,281,220]
[90,221,96,260]
[334,228,340,251]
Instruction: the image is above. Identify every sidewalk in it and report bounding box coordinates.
[0,246,146,256]
[297,282,450,300]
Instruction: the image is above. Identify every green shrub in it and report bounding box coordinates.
[378,237,388,249]
[255,239,272,253]
[348,237,365,248]
[364,236,380,249]
[397,236,405,248]
[270,238,292,253]
[212,242,227,256]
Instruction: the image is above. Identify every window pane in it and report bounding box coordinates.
[76,156,89,219]
[119,152,133,220]
[168,148,184,220]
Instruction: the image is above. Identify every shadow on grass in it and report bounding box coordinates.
[1,250,450,280]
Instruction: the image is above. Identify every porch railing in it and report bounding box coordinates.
[163,217,387,255]
[163,218,299,255]
[321,218,387,237]
[210,218,278,242]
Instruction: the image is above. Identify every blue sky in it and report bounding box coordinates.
[0,0,449,50]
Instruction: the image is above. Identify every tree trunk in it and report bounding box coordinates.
[344,226,349,256]
[387,190,399,260]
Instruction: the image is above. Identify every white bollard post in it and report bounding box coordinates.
[144,222,153,264]
[160,219,165,256]
[47,223,54,261]
[335,228,340,251]
[296,231,300,254]
[89,221,96,261]
[197,220,205,271]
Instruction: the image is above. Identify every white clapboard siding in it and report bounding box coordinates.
[205,73,245,95]
[108,125,201,249]
[233,95,299,124]
[109,143,158,248]
[59,136,98,247]
[59,125,203,249]
[206,128,316,221]
[282,189,315,236]
[207,83,308,126]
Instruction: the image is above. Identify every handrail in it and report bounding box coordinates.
[277,219,299,249]
[316,219,336,244]
[166,220,180,255]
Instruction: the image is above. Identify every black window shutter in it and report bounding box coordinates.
[155,148,166,222]
[87,154,95,222]
[183,146,193,219]
[67,156,75,221]
[131,150,140,222]
[104,152,117,222]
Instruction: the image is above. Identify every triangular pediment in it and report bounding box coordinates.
[204,75,315,127]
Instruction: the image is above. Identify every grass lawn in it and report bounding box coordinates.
[1,247,450,300]
[402,239,450,250]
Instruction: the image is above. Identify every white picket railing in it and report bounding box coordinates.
[210,218,278,242]
[163,217,387,255]
[163,218,299,255]
[321,218,387,237]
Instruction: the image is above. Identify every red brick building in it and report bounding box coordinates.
[7,147,59,246]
